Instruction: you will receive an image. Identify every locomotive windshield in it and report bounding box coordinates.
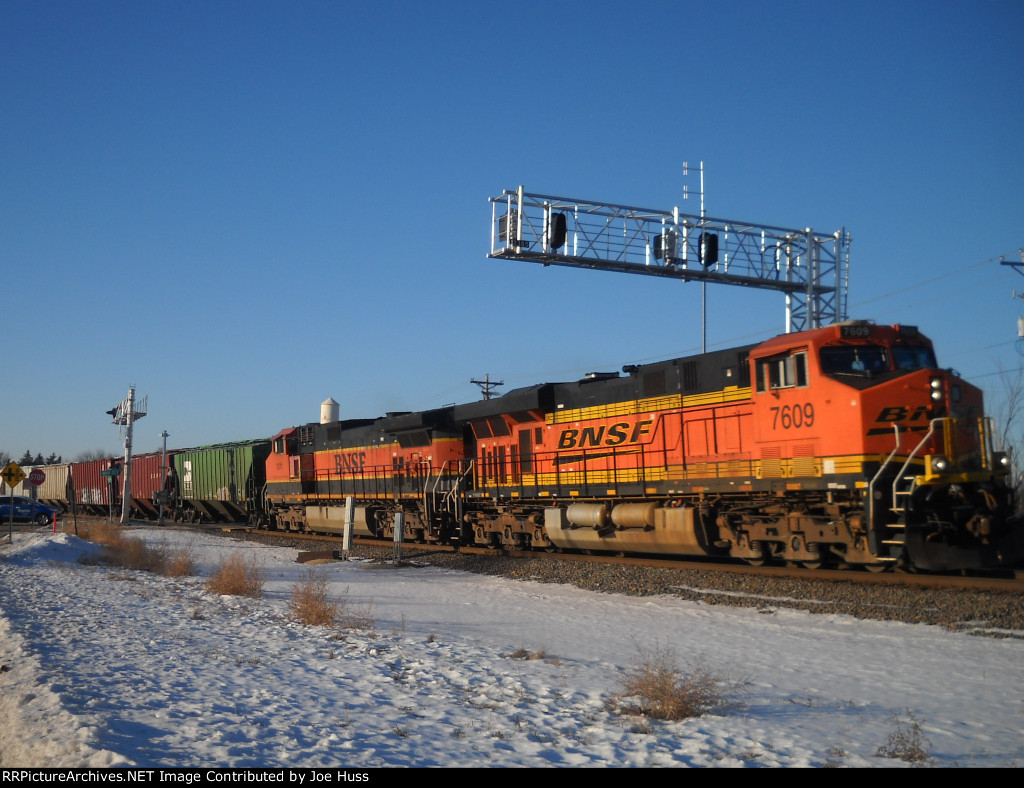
[820,342,937,377]
[892,345,937,370]
[819,345,889,375]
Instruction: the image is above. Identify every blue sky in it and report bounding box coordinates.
[2,0,1022,460]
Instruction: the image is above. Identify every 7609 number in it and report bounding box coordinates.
[770,404,814,429]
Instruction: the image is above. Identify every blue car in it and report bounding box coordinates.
[0,496,62,526]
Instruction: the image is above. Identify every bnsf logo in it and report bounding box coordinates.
[875,405,931,423]
[866,405,933,436]
[557,420,653,450]
[334,452,367,473]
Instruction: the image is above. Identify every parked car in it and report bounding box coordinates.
[0,496,61,525]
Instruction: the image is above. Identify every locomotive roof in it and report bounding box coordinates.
[451,343,758,421]
[453,384,556,421]
[750,321,932,358]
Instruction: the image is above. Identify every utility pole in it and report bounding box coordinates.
[471,374,503,400]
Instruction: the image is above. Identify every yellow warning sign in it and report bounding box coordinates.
[1,462,26,489]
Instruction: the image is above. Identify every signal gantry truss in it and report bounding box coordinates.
[488,187,850,332]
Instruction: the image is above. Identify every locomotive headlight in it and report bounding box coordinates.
[927,454,950,475]
[929,376,943,401]
[993,451,1010,470]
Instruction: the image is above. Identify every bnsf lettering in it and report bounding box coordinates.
[606,423,629,446]
[334,452,367,473]
[557,419,653,450]
[875,405,931,423]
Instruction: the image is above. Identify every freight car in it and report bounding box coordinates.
[10,442,268,525]
[172,440,270,523]
[262,321,1023,572]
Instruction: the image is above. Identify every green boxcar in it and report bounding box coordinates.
[173,440,271,523]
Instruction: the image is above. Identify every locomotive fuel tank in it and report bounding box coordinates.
[545,504,721,556]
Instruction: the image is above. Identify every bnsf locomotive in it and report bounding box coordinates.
[263,321,1023,572]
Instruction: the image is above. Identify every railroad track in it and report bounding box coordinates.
[227,526,1024,594]
[29,516,1024,593]
[20,516,1024,633]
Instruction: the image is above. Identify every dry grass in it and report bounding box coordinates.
[205,553,265,598]
[79,520,168,573]
[116,536,166,572]
[876,709,933,765]
[78,520,197,578]
[335,587,375,631]
[162,544,197,577]
[290,568,339,627]
[80,519,123,547]
[613,643,737,721]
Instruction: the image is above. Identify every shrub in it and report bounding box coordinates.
[161,542,197,577]
[290,568,338,627]
[205,553,265,598]
[876,709,932,765]
[82,519,124,548]
[79,520,168,573]
[115,535,166,573]
[335,587,375,631]
[614,644,735,721]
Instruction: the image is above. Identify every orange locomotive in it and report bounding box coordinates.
[263,321,1022,572]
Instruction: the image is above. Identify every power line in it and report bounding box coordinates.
[849,253,1003,308]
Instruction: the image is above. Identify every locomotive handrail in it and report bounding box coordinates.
[891,418,945,511]
[868,424,904,532]
[980,416,1001,471]
[428,459,474,503]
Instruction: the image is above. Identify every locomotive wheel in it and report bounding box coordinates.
[799,547,830,570]
[863,563,890,573]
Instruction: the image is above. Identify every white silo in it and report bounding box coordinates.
[321,397,340,424]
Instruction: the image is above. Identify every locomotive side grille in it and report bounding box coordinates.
[682,361,699,391]
[792,456,820,477]
[760,447,783,478]
[792,444,820,477]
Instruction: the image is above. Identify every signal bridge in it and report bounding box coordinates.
[488,186,850,333]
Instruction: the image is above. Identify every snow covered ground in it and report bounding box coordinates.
[1,526,1022,768]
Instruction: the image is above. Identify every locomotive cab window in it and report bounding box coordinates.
[273,435,297,455]
[756,352,807,393]
[892,345,937,371]
[820,345,889,376]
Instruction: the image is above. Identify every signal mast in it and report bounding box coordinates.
[488,173,851,340]
[106,386,147,525]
